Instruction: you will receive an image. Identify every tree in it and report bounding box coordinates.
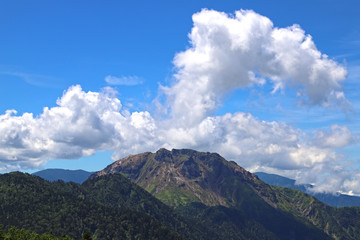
[81,232,92,240]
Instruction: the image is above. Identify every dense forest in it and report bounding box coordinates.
[0,172,184,239]
[0,226,72,239]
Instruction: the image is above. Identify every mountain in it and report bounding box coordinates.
[92,149,272,207]
[94,148,360,239]
[81,172,216,240]
[4,170,294,239]
[32,168,93,184]
[255,172,360,207]
[254,172,309,192]
[0,171,207,239]
[5,148,360,239]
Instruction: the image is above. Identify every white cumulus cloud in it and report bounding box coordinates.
[0,85,157,171]
[166,9,347,126]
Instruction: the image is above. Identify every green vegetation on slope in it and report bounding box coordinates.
[0,226,73,240]
[4,148,360,239]
[81,173,211,240]
[255,172,360,207]
[273,186,360,240]
[0,172,183,240]
[92,148,333,239]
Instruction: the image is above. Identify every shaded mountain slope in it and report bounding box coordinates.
[255,172,360,207]
[92,148,335,239]
[33,168,93,184]
[0,226,73,240]
[0,172,186,239]
[272,186,360,240]
[82,173,215,240]
[85,169,290,239]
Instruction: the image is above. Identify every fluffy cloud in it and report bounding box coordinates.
[0,84,356,194]
[160,113,341,174]
[0,91,343,173]
[0,85,157,171]
[0,9,357,195]
[166,9,347,125]
[312,124,354,148]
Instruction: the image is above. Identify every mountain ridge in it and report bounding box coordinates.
[255,171,360,207]
[92,148,347,239]
[92,148,267,207]
[33,168,93,184]
[0,171,205,239]
[4,148,360,239]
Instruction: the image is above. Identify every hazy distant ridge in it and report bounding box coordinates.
[255,172,360,207]
[32,169,93,184]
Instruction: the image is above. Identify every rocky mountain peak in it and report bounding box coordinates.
[91,148,269,207]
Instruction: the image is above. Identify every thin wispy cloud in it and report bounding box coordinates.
[105,75,144,86]
[0,71,62,88]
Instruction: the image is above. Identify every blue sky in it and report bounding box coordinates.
[1,0,360,194]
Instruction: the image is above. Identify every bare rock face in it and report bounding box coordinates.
[91,148,273,207]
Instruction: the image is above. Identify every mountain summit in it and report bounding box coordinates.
[92,148,360,239]
[92,148,268,207]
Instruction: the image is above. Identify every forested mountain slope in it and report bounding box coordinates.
[0,172,186,239]
[255,171,360,207]
[3,148,360,239]
[94,148,359,239]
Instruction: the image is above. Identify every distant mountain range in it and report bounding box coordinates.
[254,172,360,207]
[2,148,360,239]
[32,168,93,184]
